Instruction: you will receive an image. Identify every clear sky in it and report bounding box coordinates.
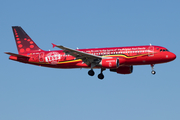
[0,0,180,120]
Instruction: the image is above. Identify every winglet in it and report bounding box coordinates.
[52,43,57,48]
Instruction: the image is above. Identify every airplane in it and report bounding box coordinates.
[5,26,176,79]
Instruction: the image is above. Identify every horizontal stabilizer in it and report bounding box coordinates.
[5,52,29,58]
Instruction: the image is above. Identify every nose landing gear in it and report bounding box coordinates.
[151,64,156,75]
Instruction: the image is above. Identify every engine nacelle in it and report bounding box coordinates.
[110,66,133,74]
[100,58,119,68]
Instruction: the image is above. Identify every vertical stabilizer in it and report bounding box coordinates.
[12,26,42,54]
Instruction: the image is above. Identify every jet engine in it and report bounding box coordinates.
[110,66,133,74]
[99,58,119,68]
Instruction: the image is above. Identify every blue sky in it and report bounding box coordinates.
[0,0,180,120]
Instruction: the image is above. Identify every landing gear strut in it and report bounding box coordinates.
[151,64,156,75]
[88,63,96,76]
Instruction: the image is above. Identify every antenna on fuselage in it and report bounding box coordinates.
[150,43,152,46]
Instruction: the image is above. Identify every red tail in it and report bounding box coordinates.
[12,26,42,54]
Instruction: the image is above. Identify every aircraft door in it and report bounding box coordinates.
[148,46,154,56]
[39,52,44,62]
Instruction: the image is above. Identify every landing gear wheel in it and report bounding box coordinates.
[98,73,104,80]
[150,64,156,75]
[88,70,95,76]
[151,70,156,75]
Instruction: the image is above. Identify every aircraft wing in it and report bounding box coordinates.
[55,45,102,60]
[5,52,29,58]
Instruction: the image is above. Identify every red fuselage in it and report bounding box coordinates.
[9,45,176,68]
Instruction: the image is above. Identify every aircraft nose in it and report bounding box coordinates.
[169,52,176,61]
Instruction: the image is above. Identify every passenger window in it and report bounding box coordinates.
[160,49,162,52]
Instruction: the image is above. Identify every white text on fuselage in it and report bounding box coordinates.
[45,52,61,64]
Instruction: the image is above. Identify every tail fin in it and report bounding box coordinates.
[12,26,42,54]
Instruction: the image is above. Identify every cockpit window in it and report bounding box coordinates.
[160,49,169,52]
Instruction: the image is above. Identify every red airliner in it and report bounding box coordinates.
[5,26,176,79]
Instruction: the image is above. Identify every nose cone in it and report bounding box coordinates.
[169,52,176,61]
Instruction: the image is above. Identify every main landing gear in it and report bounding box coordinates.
[151,64,156,75]
[88,68,106,80]
[98,68,105,80]
[88,69,95,76]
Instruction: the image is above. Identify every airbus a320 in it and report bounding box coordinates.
[5,26,176,79]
